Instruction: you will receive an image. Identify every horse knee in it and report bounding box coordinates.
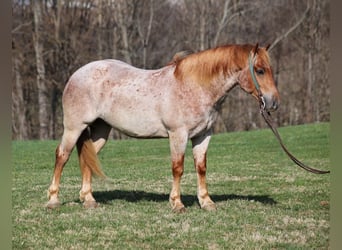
[194,155,207,176]
[196,162,207,176]
[172,164,184,177]
[172,156,184,177]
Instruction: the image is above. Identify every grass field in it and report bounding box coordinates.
[12,123,330,249]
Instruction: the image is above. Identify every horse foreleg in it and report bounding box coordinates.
[168,130,188,213]
[192,133,216,211]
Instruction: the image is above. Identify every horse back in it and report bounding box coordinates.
[62,59,177,137]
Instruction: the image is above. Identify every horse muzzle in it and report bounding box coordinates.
[262,93,279,112]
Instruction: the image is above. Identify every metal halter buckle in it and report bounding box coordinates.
[260,95,266,110]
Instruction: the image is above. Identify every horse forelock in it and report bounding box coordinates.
[255,47,271,68]
[174,44,258,85]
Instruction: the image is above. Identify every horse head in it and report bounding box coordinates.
[239,43,280,112]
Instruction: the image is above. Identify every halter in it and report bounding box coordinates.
[248,53,266,109]
[248,53,260,90]
[248,50,330,174]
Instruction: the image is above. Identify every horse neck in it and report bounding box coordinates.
[174,45,253,103]
[174,45,251,87]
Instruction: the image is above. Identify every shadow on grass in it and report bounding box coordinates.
[92,190,277,206]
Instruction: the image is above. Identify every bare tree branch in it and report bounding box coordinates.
[12,21,32,34]
[269,3,310,51]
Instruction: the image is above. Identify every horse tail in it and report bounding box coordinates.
[77,129,106,178]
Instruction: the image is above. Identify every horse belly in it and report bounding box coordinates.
[101,104,168,138]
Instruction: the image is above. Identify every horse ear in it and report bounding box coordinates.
[265,44,271,51]
[253,43,259,56]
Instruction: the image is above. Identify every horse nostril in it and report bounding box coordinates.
[263,94,279,111]
[272,100,279,110]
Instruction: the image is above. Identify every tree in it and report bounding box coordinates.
[33,0,50,139]
[113,0,133,65]
[136,0,154,68]
[11,0,330,140]
[12,47,27,139]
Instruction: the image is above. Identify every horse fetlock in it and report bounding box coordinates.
[46,186,61,209]
[79,190,98,208]
[80,190,96,203]
[79,190,95,202]
[47,185,59,198]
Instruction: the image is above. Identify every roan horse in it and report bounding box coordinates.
[47,44,280,212]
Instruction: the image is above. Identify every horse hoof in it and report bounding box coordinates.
[202,203,217,211]
[46,200,61,209]
[83,201,98,209]
[172,206,186,213]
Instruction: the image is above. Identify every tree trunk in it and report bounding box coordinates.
[33,0,50,139]
[112,26,119,59]
[50,0,63,139]
[305,51,313,123]
[137,0,154,68]
[12,53,28,139]
[116,0,132,64]
[97,0,103,59]
[199,4,206,50]
[213,0,230,47]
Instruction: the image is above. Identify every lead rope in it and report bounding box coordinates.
[249,53,330,174]
[260,106,330,174]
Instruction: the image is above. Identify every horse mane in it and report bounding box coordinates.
[167,50,194,66]
[173,44,270,85]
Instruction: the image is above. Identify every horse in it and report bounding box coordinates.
[47,43,280,212]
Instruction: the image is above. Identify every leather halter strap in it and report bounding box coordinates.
[249,54,261,91]
[248,52,330,174]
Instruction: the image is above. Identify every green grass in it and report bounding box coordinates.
[12,123,330,249]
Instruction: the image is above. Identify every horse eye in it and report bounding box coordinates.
[256,68,265,75]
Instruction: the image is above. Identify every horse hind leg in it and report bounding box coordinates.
[78,120,111,208]
[47,127,86,209]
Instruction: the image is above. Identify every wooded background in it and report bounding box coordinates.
[12,0,330,140]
